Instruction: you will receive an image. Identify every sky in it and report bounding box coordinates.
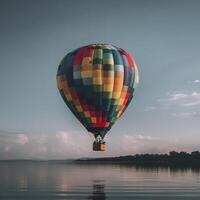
[0,0,200,159]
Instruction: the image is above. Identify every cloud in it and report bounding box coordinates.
[1,130,200,159]
[194,79,200,83]
[118,134,165,154]
[144,106,156,111]
[4,146,10,152]
[17,134,29,145]
[51,131,92,157]
[172,111,200,118]
[159,92,200,107]
[134,134,159,140]
[119,134,200,154]
[0,130,29,145]
[188,79,200,84]
[31,147,47,158]
[0,130,91,159]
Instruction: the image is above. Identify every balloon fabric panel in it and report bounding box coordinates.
[57,44,139,139]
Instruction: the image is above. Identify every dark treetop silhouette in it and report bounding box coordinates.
[76,151,200,167]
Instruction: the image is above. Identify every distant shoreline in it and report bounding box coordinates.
[76,151,200,167]
[1,151,200,167]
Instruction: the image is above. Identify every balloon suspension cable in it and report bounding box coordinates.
[94,135,104,143]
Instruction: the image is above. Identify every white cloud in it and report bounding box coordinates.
[134,134,158,140]
[172,111,200,118]
[1,130,200,159]
[30,147,47,158]
[53,131,92,157]
[168,93,188,101]
[4,146,10,152]
[160,92,200,107]
[118,134,163,154]
[144,106,156,111]
[0,130,92,159]
[17,134,29,145]
[194,79,200,83]
[119,134,200,154]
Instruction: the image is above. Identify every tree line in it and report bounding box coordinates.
[77,151,200,166]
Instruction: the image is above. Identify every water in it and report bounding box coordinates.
[0,162,200,199]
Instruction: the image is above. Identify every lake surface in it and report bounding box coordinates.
[0,161,200,199]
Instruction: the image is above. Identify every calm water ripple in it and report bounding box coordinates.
[0,162,200,199]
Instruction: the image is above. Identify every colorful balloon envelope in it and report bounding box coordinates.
[56,44,139,150]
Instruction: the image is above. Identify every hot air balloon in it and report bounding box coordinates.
[56,44,139,151]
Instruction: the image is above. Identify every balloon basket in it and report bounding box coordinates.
[93,141,105,151]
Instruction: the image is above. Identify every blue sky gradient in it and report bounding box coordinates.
[0,0,200,159]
